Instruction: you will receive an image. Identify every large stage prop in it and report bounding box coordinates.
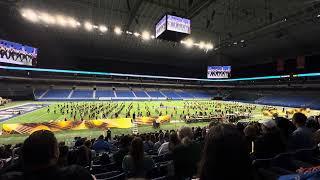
[2,115,171,135]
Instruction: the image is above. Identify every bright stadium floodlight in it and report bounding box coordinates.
[84,21,93,31]
[39,12,56,24]
[99,25,108,33]
[151,35,155,39]
[141,31,150,40]
[21,8,39,23]
[133,32,140,37]
[56,15,67,26]
[114,26,122,35]
[184,38,194,48]
[205,43,214,50]
[67,17,78,28]
[199,41,205,49]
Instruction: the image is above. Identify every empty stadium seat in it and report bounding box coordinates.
[133,91,149,98]
[42,89,71,99]
[96,90,115,98]
[161,91,182,100]
[146,91,165,98]
[71,90,93,99]
[34,89,46,98]
[115,90,135,97]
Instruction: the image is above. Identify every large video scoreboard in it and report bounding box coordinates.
[155,14,191,41]
[0,39,38,66]
[207,66,231,79]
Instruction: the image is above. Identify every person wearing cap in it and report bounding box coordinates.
[253,119,286,158]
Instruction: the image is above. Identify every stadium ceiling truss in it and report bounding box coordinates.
[3,0,320,66]
[11,0,320,47]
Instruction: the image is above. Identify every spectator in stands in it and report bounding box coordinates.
[57,144,69,167]
[106,128,112,141]
[113,135,131,169]
[143,134,154,152]
[236,122,246,135]
[198,124,253,180]
[275,117,295,142]
[1,130,93,180]
[306,117,320,132]
[173,126,201,179]
[84,140,95,159]
[158,131,180,155]
[92,135,110,152]
[289,112,315,150]
[75,145,91,168]
[313,129,320,147]
[244,124,259,153]
[122,137,155,178]
[154,133,165,151]
[254,120,286,158]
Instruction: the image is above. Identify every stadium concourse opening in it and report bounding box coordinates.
[3,0,320,180]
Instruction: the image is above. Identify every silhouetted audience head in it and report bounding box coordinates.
[178,126,193,144]
[98,135,104,140]
[22,130,59,171]
[199,124,252,180]
[130,137,144,168]
[275,117,294,139]
[261,119,277,133]
[244,124,259,140]
[58,144,69,167]
[313,129,320,145]
[292,112,307,127]
[169,132,180,152]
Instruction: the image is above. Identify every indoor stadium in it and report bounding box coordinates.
[1,0,320,179]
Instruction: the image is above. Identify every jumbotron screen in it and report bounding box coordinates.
[155,15,191,38]
[0,39,38,66]
[207,66,231,79]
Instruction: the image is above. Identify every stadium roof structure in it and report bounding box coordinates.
[1,0,320,76]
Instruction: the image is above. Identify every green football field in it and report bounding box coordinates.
[0,100,319,145]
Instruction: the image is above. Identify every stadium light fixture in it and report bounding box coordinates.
[67,17,78,28]
[126,31,133,35]
[151,35,155,39]
[141,31,151,40]
[84,21,93,31]
[39,12,56,24]
[21,9,39,23]
[56,15,67,27]
[205,43,214,50]
[99,25,108,33]
[114,26,122,35]
[184,38,194,48]
[133,32,140,37]
[199,41,205,49]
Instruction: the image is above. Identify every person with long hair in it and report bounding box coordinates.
[122,137,155,178]
[198,124,253,180]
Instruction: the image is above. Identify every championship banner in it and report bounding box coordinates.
[277,58,284,71]
[297,55,305,69]
[2,115,171,135]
